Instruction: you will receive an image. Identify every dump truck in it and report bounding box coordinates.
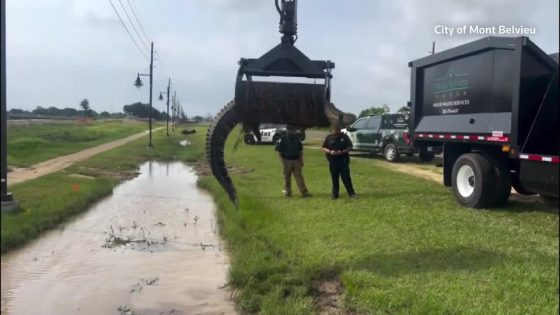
[408,36,559,208]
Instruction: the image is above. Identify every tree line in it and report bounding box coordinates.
[7,99,182,121]
[358,104,409,118]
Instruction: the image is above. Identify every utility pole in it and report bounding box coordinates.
[177,98,181,125]
[1,0,18,212]
[166,78,170,136]
[133,42,155,146]
[431,41,436,55]
[148,42,153,146]
[171,92,174,131]
[173,91,177,130]
[180,103,184,123]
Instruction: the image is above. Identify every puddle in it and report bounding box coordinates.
[179,140,191,147]
[1,161,236,315]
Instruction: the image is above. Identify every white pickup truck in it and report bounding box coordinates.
[244,124,305,144]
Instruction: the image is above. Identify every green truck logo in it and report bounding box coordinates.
[434,69,469,94]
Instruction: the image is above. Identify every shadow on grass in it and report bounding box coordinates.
[494,198,558,214]
[350,152,443,165]
[347,246,509,277]
[262,190,418,201]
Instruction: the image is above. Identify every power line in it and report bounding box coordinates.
[121,0,174,99]
[108,0,149,61]
[124,0,171,81]
[126,0,152,45]
[117,0,150,51]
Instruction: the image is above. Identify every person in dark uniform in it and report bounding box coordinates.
[322,125,357,199]
[275,125,311,197]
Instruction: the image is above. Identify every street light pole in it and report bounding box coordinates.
[171,92,177,131]
[158,78,171,136]
[173,91,179,130]
[148,42,153,147]
[134,42,154,147]
[1,0,18,212]
[166,78,170,136]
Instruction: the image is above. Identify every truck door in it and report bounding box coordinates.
[347,117,368,149]
[366,116,382,150]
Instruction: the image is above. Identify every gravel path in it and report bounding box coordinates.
[7,127,164,186]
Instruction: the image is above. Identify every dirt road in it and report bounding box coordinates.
[7,127,163,186]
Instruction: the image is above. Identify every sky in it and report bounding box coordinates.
[5,0,559,116]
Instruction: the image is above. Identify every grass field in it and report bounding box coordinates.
[199,129,559,314]
[7,119,153,167]
[1,126,203,253]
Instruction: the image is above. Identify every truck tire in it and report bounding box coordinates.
[383,143,399,162]
[540,195,559,209]
[483,154,511,207]
[511,174,536,195]
[452,153,495,208]
[419,149,435,162]
[244,135,255,145]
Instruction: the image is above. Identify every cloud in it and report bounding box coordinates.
[195,0,268,11]
[5,0,559,117]
[83,11,120,28]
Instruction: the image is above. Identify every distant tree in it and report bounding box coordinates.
[28,106,82,117]
[123,102,165,120]
[100,111,111,118]
[32,106,47,116]
[192,115,204,122]
[60,107,79,116]
[397,106,410,113]
[358,104,390,118]
[9,108,30,114]
[80,99,91,117]
[123,102,150,118]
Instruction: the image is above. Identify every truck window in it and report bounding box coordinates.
[383,115,409,129]
[366,117,381,130]
[351,117,369,130]
[260,123,285,129]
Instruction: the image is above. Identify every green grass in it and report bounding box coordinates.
[7,120,154,167]
[198,132,559,314]
[1,126,204,253]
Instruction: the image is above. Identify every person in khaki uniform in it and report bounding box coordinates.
[275,126,311,197]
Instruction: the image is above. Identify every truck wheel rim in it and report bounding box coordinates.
[457,165,475,198]
[385,147,395,160]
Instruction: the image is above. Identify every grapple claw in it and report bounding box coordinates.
[204,1,355,207]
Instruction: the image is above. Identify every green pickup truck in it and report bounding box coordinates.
[342,113,435,162]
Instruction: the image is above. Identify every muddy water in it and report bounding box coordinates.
[1,162,236,315]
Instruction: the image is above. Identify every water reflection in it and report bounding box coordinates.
[1,162,235,315]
